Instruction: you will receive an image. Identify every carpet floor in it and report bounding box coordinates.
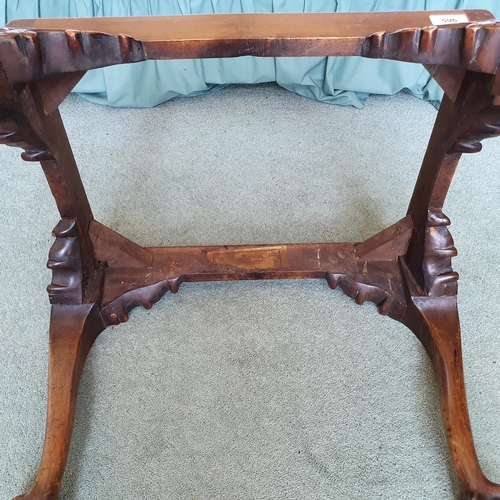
[1,83,499,499]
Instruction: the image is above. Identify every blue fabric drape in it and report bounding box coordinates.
[2,1,498,107]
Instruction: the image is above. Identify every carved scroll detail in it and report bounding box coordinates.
[2,19,500,84]
[0,28,146,84]
[423,211,458,297]
[326,273,406,319]
[362,22,500,73]
[450,97,500,153]
[47,219,83,304]
[102,278,181,325]
[0,106,53,161]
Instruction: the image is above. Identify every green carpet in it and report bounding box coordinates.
[1,84,499,499]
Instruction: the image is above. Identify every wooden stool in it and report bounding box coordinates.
[1,10,500,499]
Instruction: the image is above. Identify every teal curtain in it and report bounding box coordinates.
[2,1,498,107]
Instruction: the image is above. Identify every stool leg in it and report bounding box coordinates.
[402,297,500,500]
[14,304,105,500]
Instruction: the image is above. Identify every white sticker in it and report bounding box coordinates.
[429,14,469,26]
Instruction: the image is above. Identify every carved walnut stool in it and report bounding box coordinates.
[1,10,500,500]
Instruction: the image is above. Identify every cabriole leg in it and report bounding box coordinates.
[14,304,105,500]
[400,67,500,498]
[401,296,500,500]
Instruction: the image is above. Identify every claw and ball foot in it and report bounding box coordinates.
[13,304,105,500]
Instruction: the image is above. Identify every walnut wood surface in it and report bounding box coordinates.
[12,304,105,500]
[1,10,499,84]
[0,105,52,161]
[400,282,500,500]
[1,10,500,500]
[8,11,492,39]
[47,219,84,304]
[96,240,407,325]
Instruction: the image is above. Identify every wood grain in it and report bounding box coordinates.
[2,10,500,500]
[0,11,498,84]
